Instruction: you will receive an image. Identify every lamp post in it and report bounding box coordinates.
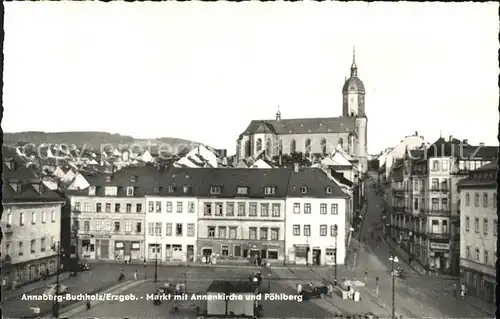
[53,242,63,318]
[389,255,399,319]
[154,234,158,283]
[305,234,310,266]
[333,224,338,285]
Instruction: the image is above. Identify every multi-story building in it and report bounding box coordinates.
[68,167,159,261]
[196,169,289,264]
[388,137,497,275]
[458,162,496,304]
[285,168,349,266]
[1,147,65,287]
[144,169,201,262]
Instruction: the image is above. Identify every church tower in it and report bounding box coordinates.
[342,47,368,172]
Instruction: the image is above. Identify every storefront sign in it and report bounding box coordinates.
[430,242,449,250]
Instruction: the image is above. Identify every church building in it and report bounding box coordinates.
[236,50,369,172]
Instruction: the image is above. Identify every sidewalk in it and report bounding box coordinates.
[463,294,495,317]
[2,272,70,302]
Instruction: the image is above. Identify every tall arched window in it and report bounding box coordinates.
[290,139,296,153]
[320,138,327,155]
[244,140,251,158]
[256,138,262,152]
[305,139,311,154]
[266,138,272,155]
[279,139,283,154]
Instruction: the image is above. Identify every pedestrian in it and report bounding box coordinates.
[364,270,368,284]
[296,283,303,295]
[453,283,457,297]
[375,276,379,295]
[86,296,91,310]
[133,270,138,280]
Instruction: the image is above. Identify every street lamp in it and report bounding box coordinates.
[389,255,399,319]
[333,224,338,285]
[154,234,159,283]
[53,242,63,318]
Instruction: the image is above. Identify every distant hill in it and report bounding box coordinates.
[3,131,200,154]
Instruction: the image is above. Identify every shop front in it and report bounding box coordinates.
[4,256,58,288]
[79,234,143,261]
[197,239,284,264]
[429,240,451,273]
[289,244,309,265]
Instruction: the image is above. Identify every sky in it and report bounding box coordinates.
[3,2,499,154]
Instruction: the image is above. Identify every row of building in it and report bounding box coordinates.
[2,146,361,287]
[377,134,497,304]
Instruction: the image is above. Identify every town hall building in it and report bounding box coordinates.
[236,50,368,172]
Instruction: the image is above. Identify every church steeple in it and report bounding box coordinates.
[350,46,357,77]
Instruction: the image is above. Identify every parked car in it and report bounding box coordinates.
[43,284,68,295]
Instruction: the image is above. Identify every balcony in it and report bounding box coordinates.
[429,188,450,194]
[424,209,451,217]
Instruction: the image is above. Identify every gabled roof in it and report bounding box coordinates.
[426,138,498,159]
[241,117,356,136]
[457,162,497,189]
[287,168,346,198]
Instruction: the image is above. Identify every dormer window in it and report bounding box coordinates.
[237,187,248,195]
[168,185,176,193]
[264,186,276,195]
[210,186,221,195]
[154,186,160,194]
[104,186,117,196]
[183,186,191,194]
[10,181,21,193]
[5,159,14,170]
[32,183,44,194]
[126,187,134,196]
[301,186,308,194]
[88,186,96,196]
[326,187,332,194]
[105,175,112,183]
[130,175,136,183]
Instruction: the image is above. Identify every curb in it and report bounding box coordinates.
[59,279,147,318]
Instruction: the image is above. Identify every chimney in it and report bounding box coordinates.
[479,142,485,147]
[463,139,468,145]
[293,163,299,172]
[449,135,453,142]
[415,131,418,136]
[420,143,426,149]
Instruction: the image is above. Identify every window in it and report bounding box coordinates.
[204,203,212,216]
[208,226,215,238]
[304,225,311,236]
[30,240,36,254]
[441,180,448,190]
[125,222,132,232]
[271,228,279,240]
[234,246,241,257]
[136,222,142,233]
[326,187,332,194]
[175,224,183,236]
[155,201,161,213]
[153,187,160,193]
[320,225,327,236]
[136,204,142,213]
[441,198,448,210]
[474,193,479,207]
[188,201,195,213]
[484,250,489,264]
[229,227,237,239]
[414,199,418,210]
[115,203,120,213]
[95,220,102,231]
[148,202,154,212]
[20,213,25,226]
[103,203,110,212]
[246,203,256,216]
[431,178,439,190]
[331,204,338,215]
[41,211,46,223]
[218,227,227,238]
[237,186,248,195]
[494,220,498,236]
[41,238,46,252]
[249,227,257,240]
[89,186,96,195]
[293,203,300,214]
[260,204,269,217]
[331,224,338,237]
[483,193,488,207]
[442,220,448,233]
[152,222,160,235]
[483,219,488,235]
[237,203,246,216]
[272,204,280,217]
[114,221,120,232]
[301,187,308,194]
[432,160,439,171]
[210,186,221,194]
[260,228,268,240]
[465,193,470,206]
[442,160,448,171]
[293,225,300,236]
[431,198,439,210]
[414,180,419,190]
[183,186,190,194]
[84,221,90,231]
[221,245,229,256]
[187,223,195,237]
[166,202,172,213]
[176,202,183,213]
[264,187,276,195]
[268,250,278,260]
[320,204,327,214]
[75,202,81,211]
[104,186,117,196]
[465,246,470,259]
[126,187,134,196]
[226,203,234,216]
[31,212,36,224]
[465,217,470,231]
[475,248,480,262]
[474,218,479,233]
[165,223,172,236]
[124,203,131,213]
[19,242,24,256]
[168,185,175,193]
[304,203,311,214]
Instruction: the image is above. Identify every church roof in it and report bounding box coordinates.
[342,76,365,93]
[241,116,356,136]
